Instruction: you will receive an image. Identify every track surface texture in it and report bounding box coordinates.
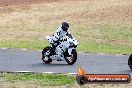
[0,49,131,75]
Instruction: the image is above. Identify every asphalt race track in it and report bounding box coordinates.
[0,48,131,75]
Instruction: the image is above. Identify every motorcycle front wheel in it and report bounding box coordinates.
[65,49,77,65]
[42,46,52,64]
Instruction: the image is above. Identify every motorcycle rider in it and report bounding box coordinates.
[50,21,73,60]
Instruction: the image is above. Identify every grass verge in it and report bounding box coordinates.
[1,72,132,88]
[0,72,75,87]
[0,40,131,54]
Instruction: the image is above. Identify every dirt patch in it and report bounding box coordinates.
[62,4,132,23]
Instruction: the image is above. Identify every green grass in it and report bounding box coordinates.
[0,40,49,50]
[0,24,131,54]
[0,40,131,54]
[75,23,132,54]
[78,42,132,54]
[0,72,75,86]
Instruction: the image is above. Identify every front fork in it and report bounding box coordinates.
[68,48,74,56]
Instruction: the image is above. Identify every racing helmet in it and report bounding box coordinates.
[61,21,69,31]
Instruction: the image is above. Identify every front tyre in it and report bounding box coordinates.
[42,46,52,64]
[128,54,132,70]
[65,49,77,65]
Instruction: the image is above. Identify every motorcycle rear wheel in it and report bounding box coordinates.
[42,46,52,64]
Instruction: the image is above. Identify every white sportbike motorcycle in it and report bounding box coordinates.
[42,36,78,65]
